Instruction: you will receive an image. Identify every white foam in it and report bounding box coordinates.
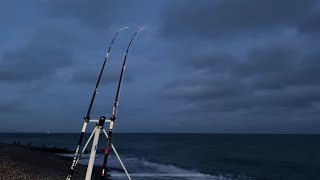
[58,153,236,180]
[137,160,232,180]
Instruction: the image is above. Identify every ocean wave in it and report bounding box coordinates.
[58,153,239,180]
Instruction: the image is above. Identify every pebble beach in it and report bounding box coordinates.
[0,143,101,180]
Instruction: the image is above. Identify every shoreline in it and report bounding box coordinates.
[0,143,102,180]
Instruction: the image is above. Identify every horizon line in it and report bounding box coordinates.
[0,132,319,135]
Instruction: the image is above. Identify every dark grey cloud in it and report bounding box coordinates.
[164,42,320,113]
[0,27,77,82]
[47,0,159,30]
[236,47,296,77]
[298,10,320,34]
[0,99,27,114]
[176,85,320,113]
[185,51,238,74]
[250,52,320,90]
[158,0,320,124]
[48,0,130,29]
[1,0,320,133]
[160,0,318,39]
[0,0,165,133]
[165,77,244,102]
[237,45,320,90]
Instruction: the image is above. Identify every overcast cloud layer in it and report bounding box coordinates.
[0,0,320,133]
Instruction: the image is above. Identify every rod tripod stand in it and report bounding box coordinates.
[76,116,131,180]
[66,27,144,180]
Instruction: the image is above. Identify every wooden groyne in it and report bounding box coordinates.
[12,141,107,154]
[13,141,74,154]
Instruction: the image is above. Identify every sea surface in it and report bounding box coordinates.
[0,133,319,180]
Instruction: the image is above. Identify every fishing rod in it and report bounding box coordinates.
[66,27,128,180]
[101,27,145,179]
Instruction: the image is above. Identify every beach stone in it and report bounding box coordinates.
[0,143,101,179]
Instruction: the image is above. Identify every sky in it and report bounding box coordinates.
[0,0,320,133]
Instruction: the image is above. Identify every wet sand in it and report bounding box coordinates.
[0,143,101,180]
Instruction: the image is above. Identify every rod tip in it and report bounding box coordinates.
[120,27,129,31]
[138,27,145,33]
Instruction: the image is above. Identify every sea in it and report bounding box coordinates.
[0,133,319,180]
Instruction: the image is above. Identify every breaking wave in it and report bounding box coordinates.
[59,153,251,180]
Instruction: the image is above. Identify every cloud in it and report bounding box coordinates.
[250,52,320,90]
[0,26,77,83]
[1,0,320,133]
[158,0,320,118]
[48,0,126,29]
[160,0,318,39]
[298,10,320,34]
[163,32,320,114]
[47,0,156,30]
[0,99,27,114]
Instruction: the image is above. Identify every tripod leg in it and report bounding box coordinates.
[82,127,97,155]
[75,126,98,166]
[103,129,132,180]
[85,127,101,180]
[111,144,132,180]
